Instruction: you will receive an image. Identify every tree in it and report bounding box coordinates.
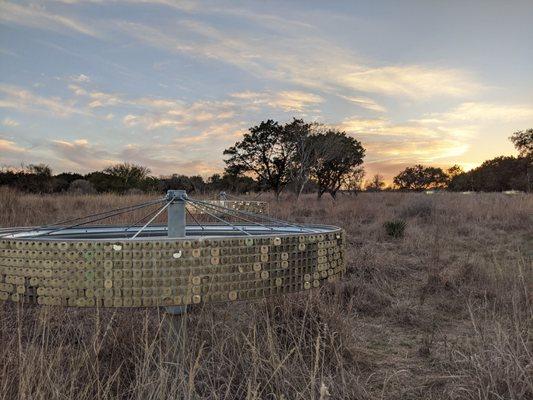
[446,165,464,180]
[393,165,448,191]
[365,174,385,192]
[448,156,531,192]
[207,173,257,193]
[104,163,151,190]
[510,129,532,192]
[510,129,533,158]
[54,172,84,192]
[284,118,317,199]
[345,168,365,194]
[223,120,293,199]
[86,171,128,193]
[27,164,52,177]
[310,130,365,199]
[159,174,195,193]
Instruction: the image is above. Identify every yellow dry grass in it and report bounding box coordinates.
[0,188,531,399]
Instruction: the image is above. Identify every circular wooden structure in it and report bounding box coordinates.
[0,193,345,308]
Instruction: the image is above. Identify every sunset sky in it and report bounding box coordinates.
[1,0,532,182]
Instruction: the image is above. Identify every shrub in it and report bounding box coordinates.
[68,179,96,194]
[383,219,406,238]
[399,196,433,220]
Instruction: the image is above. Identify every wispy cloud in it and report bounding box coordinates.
[49,136,227,176]
[2,117,19,127]
[231,90,323,112]
[0,138,26,153]
[115,18,482,100]
[50,139,117,170]
[0,2,101,38]
[425,102,533,122]
[340,66,481,98]
[338,115,470,169]
[0,84,88,117]
[338,96,386,113]
[68,79,322,131]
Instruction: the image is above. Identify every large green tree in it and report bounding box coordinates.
[223,120,294,199]
[284,118,317,199]
[393,165,448,191]
[448,156,531,192]
[311,130,365,199]
[104,163,151,189]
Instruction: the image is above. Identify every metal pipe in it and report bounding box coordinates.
[166,190,187,238]
[165,190,188,316]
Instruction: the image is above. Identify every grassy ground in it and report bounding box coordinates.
[0,188,531,399]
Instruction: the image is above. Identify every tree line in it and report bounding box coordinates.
[0,123,530,196]
[390,129,531,192]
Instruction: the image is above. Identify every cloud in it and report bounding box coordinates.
[0,138,26,153]
[119,143,221,176]
[339,96,386,113]
[0,84,87,117]
[123,114,140,127]
[338,116,470,170]
[47,134,230,176]
[50,139,117,170]
[2,118,19,127]
[340,66,481,98]
[115,19,482,100]
[0,2,101,38]
[70,74,91,83]
[231,90,323,112]
[426,102,533,122]
[87,91,122,108]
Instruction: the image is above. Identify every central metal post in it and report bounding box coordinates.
[167,189,187,238]
[164,190,187,354]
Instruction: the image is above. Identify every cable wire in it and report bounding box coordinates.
[39,198,166,229]
[123,202,168,232]
[186,206,205,231]
[188,198,274,231]
[191,197,319,233]
[34,199,166,238]
[185,199,252,236]
[130,200,172,239]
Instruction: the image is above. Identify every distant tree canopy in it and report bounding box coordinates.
[223,119,365,199]
[310,130,365,198]
[104,163,151,188]
[393,165,449,191]
[0,163,260,195]
[224,119,293,199]
[448,156,531,192]
[510,129,533,158]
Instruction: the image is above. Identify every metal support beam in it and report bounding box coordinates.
[164,189,187,363]
[167,189,187,238]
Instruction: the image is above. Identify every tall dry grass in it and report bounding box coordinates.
[0,187,531,399]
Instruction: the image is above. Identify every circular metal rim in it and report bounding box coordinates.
[0,224,341,241]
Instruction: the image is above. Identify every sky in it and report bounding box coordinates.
[1,0,532,182]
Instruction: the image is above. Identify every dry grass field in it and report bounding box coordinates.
[0,188,531,400]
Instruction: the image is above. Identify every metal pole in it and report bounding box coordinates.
[164,190,187,358]
[219,191,227,209]
[167,189,187,238]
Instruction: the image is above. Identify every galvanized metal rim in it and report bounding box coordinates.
[0,224,342,241]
